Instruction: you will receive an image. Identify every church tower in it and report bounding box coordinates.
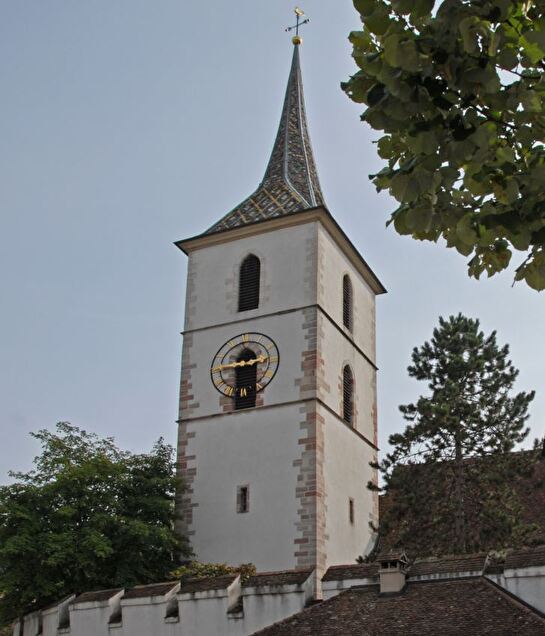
[175,37,385,579]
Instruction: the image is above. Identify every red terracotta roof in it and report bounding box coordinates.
[251,578,545,635]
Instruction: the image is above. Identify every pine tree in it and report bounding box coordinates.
[376,314,537,555]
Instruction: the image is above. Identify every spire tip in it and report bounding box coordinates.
[292,35,303,45]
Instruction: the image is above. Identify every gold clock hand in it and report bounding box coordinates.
[215,354,267,372]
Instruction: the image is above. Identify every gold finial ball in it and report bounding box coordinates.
[292,35,303,45]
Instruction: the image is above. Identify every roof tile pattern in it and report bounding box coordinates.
[123,582,179,599]
[251,579,545,635]
[244,569,313,588]
[505,545,545,570]
[409,553,487,577]
[323,563,379,582]
[71,588,123,604]
[179,574,237,594]
[206,45,324,235]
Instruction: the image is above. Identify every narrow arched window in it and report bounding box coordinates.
[343,365,354,426]
[343,275,353,331]
[235,348,257,410]
[238,255,261,312]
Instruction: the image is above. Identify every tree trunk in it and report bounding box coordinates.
[454,434,466,553]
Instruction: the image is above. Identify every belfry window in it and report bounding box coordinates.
[237,485,249,513]
[343,274,353,331]
[238,254,261,312]
[235,349,257,410]
[343,365,354,426]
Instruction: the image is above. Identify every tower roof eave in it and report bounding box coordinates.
[176,205,387,296]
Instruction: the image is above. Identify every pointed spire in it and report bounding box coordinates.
[206,43,325,235]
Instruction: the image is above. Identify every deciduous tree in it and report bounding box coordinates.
[0,423,189,624]
[344,0,545,289]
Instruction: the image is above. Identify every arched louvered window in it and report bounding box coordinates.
[235,348,257,410]
[343,275,353,331]
[343,365,354,426]
[238,254,261,312]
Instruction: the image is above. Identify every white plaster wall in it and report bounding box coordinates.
[317,224,376,362]
[318,314,376,442]
[184,222,318,332]
[69,603,115,634]
[240,589,308,635]
[489,567,545,615]
[40,609,58,636]
[21,613,40,636]
[182,309,315,420]
[120,599,178,636]
[186,402,302,571]
[178,596,232,636]
[322,407,376,567]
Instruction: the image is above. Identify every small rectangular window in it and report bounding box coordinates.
[237,485,249,513]
[349,498,355,525]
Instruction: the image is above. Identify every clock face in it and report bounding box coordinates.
[210,332,280,398]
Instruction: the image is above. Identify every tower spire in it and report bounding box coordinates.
[206,32,325,235]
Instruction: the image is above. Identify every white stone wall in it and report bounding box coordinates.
[181,310,315,419]
[316,224,376,361]
[321,405,376,567]
[184,402,303,571]
[183,222,318,333]
[14,575,314,636]
[178,216,379,574]
[317,314,376,442]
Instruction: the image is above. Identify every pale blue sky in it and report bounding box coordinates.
[1,1,543,481]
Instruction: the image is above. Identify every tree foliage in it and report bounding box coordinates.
[344,0,545,290]
[0,423,189,623]
[171,561,256,584]
[374,314,537,554]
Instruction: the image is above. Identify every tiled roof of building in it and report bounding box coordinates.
[322,563,379,582]
[251,578,545,635]
[205,43,324,236]
[71,588,123,604]
[409,553,487,577]
[178,574,237,594]
[244,569,313,588]
[505,545,545,570]
[123,581,179,599]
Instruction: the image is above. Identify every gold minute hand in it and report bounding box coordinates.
[213,354,267,372]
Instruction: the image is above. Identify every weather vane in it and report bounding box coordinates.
[285,7,310,45]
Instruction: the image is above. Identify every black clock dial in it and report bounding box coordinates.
[210,332,279,398]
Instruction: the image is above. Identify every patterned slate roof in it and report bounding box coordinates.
[251,578,545,635]
[206,44,324,235]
